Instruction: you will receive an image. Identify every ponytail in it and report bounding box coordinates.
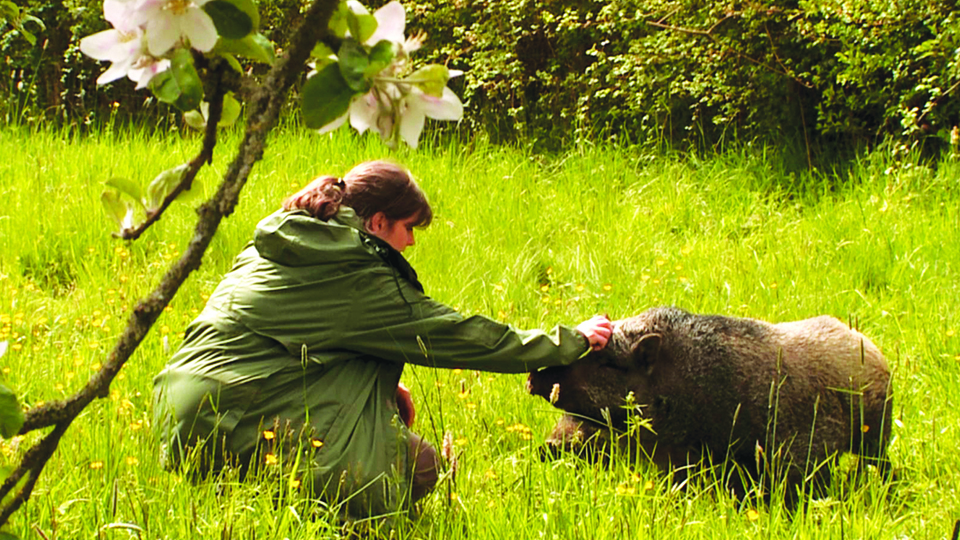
[282,176,348,221]
[283,160,432,227]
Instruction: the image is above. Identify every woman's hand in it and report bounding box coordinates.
[576,315,614,351]
[396,383,415,428]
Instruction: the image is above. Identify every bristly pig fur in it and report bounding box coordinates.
[527,306,893,497]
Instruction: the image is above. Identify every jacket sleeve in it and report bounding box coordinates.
[338,268,591,373]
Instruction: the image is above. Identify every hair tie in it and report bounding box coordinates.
[335,178,346,191]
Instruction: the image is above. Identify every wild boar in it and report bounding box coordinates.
[527,306,893,497]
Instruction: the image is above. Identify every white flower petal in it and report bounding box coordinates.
[97,58,135,85]
[398,102,426,149]
[131,58,170,88]
[145,15,179,56]
[181,7,218,52]
[318,111,349,135]
[103,0,138,31]
[418,87,463,121]
[346,0,369,15]
[368,1,405,45]
[79,30,124,60]
[349,92,380,135]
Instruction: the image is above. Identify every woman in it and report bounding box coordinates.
[153,160,612,517]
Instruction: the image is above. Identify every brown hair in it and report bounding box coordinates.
[283,160,433,227]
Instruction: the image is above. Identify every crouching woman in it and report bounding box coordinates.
[152,160,612,518]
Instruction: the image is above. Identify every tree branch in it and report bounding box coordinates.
[117,61,228,241]
[646,16,813,90]
[0,0,340,526]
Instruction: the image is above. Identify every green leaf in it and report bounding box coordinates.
[203,0,254,40]
[407,64,450,97]
[338,39,371,92]
[301,62,357,130]
[328,2,351,39]
[215,33,275,65]
[147,164,190,210]
[149,49,203,111]
[184,110,206,131]
[365,39,396,76]
[0,381,24,439]
[346,10,377,43]
[222,53,243,73]
[101,190,136,230]
[219,93,242,126]
[311,41,335,59]
[104,177,144,208]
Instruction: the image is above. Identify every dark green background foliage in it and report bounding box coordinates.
[4,0,959,150]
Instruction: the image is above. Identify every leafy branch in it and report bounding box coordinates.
[0,0,339,526]
[646,13,813,90]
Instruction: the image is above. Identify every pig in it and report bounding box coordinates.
[527,306,893,499]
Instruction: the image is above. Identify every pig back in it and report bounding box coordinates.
[769,316,892,458]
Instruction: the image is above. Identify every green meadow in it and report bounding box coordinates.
[0,126,958,538]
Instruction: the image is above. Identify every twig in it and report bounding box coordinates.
[916,78,960,125]
[646,16,813,90]
[117,61,228,241]
[0,0,340,527]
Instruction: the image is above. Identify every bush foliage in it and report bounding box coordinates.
[5,0,960,150]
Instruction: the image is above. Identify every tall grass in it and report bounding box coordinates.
[0,125,958,538]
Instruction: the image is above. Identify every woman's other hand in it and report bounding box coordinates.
[576,315,613,351]
[396,383,415,427]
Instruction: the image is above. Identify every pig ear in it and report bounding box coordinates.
[632,333,662,367]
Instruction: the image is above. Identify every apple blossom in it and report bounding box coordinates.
[79,25,169,88]
[133,0,219,56]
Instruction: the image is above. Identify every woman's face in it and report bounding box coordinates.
[368,212,418,252]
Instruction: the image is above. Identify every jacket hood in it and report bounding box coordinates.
[253,208,372,267]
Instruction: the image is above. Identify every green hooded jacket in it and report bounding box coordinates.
[153,207,589,516]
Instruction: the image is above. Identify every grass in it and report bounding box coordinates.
[0,124,959,538]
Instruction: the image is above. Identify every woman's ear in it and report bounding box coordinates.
[366,211,388,233]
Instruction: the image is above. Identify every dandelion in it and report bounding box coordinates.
[644,480,654,491]
[265,453,278,465]
[125,456,139,466]
[263,430,275,440]
[770,282,778,290]
[576,284,584,292]
[947,329,956,337]
[861,425,870,433]
[746,509,760,521]
[289,478,301,489]
[615,483,635,496]
[449,492,459,501]
[540,284,550,293]
[603,284,613,292]
[497,310,507,319]
[484,469,497,480]
[311,438,324,449]
[455,437,468,446]
[89,461,105,470]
